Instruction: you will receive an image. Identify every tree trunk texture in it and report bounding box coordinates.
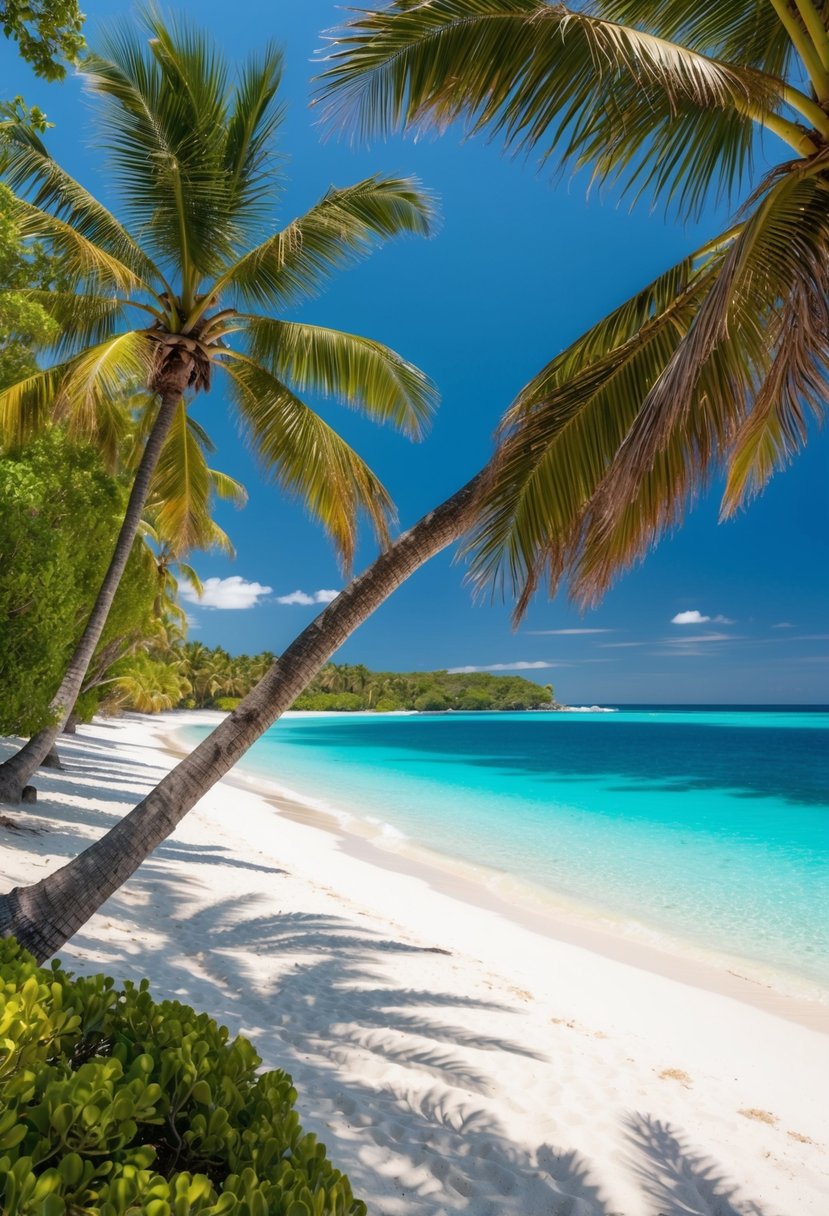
[0,393,181,804]
[0,470,487,961]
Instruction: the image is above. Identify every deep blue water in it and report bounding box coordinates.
[183,707,829,994]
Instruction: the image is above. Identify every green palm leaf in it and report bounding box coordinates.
[8,194,148,293]
[469,158,829,613]
[0,332,149,453]
[0,119,161,286]
[222,354,396,567]
[0,362,71,445]
[464,236,762,613]
[223,43,286,231]
[317,1,818,216]
[220,175,436,310]
[243,317,436,439]
[466,304,700,611]
[146,398,248,557]
[83,11,285,284]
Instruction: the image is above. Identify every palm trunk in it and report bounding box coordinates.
[0,469,487,961]
[0,392,181,804]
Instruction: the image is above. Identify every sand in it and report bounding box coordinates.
[1,712,827,1216]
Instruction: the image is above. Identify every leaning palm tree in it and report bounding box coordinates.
[5,0,829,957]
[0,11,436,801]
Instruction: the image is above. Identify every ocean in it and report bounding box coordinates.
[181,707,829,998]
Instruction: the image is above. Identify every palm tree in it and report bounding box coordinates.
[0,469,487,960]
[0,11,437,801]
[317,0,829,608]
[69,411,248,721]
[6,1,829,956]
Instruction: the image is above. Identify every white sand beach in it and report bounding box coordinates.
[1,713,827,1216]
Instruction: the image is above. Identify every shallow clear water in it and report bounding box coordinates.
[183,707,829,994]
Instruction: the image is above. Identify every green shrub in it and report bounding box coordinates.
[214,697,241,712]
[0,938,365,1215]
[413,690,449,712]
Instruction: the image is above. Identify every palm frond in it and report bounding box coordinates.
[82,30,228,281]
[221,175,436,309]
[464,235,757,615]
[208,466,248,505]
[221,354,396,568]
[54,331,154,444]
[317,1,797,217]
[223,42,286,233]
[722,203,829,511]
[0,362,70,446]
[592,1,793,76]
[0,120,160,285]
[590,166,829,537]
[145,398,247,557]
[243,317,436,439]
[176,561,204,596]
[470,160,829,614]
[8,195,147,292]
[83,12,284,281]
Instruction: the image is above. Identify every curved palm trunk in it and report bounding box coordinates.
[0,469,487,961]
[0,392,181,804]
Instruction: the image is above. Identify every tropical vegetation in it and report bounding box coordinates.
[111,647,555,712]
[3,1,828,961]
[0,10,436,801]
[0,431,162,737]
[0,936,365,1215]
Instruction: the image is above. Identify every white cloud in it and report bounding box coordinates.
[772,621,794,629]
[448,661,561,674]
[180,576,273,610]
[671,609,734,625]
[526,628,613,635]
[672,609,710,625]
[600,641,643,648]
[276,588,339,606]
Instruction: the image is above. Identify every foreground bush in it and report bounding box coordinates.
[0,939,365,1215]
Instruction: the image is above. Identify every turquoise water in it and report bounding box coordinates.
[182,708,829,995]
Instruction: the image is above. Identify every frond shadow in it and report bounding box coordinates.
[624,1112,767,1216]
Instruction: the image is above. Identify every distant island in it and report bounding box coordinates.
[130,645,557,714]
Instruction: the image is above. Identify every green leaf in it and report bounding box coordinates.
[243,317,436,439]
[222,354,397,569]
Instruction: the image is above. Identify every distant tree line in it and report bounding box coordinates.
[119,646,555,713]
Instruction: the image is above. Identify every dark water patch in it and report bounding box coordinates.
[272,716,829,812]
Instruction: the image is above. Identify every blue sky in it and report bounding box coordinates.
[6,1,828,703]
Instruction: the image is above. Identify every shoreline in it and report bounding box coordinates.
[2,713,828,1214]
[168,710,829,1027]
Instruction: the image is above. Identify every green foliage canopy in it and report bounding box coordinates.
[0,183,59,390]
[0,431,157,735]
[1,0,84,79]
[116,646,555,713]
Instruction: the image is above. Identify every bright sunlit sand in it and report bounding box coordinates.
[2,714,826,1216]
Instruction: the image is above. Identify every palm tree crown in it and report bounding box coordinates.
[1,9,438,567]
[318,0,829,608]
